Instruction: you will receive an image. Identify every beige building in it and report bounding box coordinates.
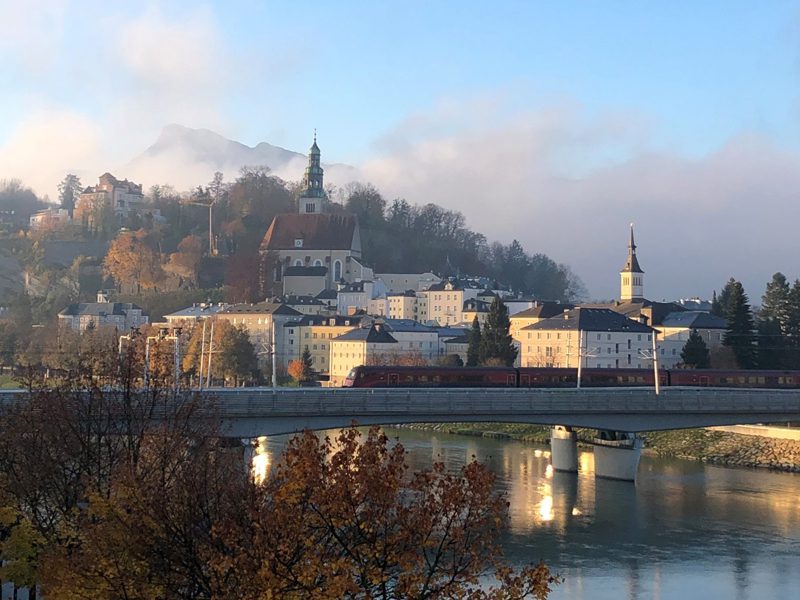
[329,324,399,386]
[387,291,418,319]
[518,307,655,369]
[510,302,574,341]
[29,208,71,231]
[283,314,365,376]
[215,303,303,374]
[418,279,480,326]
[461,298,490,326]
[74,173,149,229]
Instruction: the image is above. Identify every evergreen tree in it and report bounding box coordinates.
[712,278,736,318]
[478,298,517,367]
[761,273,790,333]
[57,173,81,217]
[782,280,800,368]
[680,329,710,368]
[756,317,784,369]
[722,279,756,369]
[466,316,481,367]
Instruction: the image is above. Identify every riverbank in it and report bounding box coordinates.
[391,423,800,472]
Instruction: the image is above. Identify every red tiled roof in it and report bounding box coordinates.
[260,213,358,251]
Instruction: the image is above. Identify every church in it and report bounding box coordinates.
[259,135,373,297]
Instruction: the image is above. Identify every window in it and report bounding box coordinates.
[314,259,322,267]
[294,259,302,267]
[334,260,342,281]
[294,239,303,248]
[305,203,315,213]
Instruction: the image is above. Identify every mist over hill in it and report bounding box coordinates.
[124,124,358,191]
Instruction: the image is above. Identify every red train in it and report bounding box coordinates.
[343,366,800,389]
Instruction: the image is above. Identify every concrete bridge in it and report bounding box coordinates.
[3,386,798,481]
[204,386,800,481]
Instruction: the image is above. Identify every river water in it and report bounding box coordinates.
[256,428,800,600]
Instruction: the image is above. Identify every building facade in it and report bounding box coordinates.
[58,292,149,332]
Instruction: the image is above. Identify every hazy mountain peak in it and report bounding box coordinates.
[125,124,356,192]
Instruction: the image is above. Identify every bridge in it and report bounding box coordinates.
[3,386,798,481]
[203,386,800,481]
[204,386,800,437]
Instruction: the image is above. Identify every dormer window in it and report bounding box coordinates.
[294,239,303,248]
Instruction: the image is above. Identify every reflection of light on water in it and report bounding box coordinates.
[542,450,551,459]
[251,436,271,484]
[534,449,542,457]
[580,451,594,474]
[545,464,554,479]
[539,494,554,521]
[571,507,582,516]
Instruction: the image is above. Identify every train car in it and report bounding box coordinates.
[667,369,800,388]
[516,367,668,388]
[343,365,517,388]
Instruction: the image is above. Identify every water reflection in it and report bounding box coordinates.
[256,428,800,600]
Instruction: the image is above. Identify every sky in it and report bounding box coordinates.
[2,0,800,300]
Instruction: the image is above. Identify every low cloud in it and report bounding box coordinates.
[361,107,800,302]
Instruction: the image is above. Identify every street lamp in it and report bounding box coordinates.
[638,331,661,395]
[186,198,217,256]
[576,330,600,389]
[144,327,182,392]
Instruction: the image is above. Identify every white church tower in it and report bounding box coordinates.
[620,224,644,301]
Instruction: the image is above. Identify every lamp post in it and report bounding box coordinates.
[186,198,217,256]
[144,327,182,392]
[638,330,661,395]
[576,330,600,389]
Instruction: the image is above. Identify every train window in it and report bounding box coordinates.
[402,374,414,383]
[758,377,765,384]
[737,377,746,384]
[433,376,441,383]
[419,375,428,382]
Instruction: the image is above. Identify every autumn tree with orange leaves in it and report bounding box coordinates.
[103,228,165,293]
[0,347,559,599]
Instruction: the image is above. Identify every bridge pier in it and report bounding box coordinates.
[550,426,579,473]
[591,431,643,482]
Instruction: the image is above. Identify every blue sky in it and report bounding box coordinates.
[2,1,800,299]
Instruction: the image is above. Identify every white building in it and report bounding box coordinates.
[329,324,399,386]
[518,307,655,369]
[58,291,149,332]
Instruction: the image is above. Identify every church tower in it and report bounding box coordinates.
[297,132,327,214]
[620,224,644,301]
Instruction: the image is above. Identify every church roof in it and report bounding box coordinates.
[260,213,358,251]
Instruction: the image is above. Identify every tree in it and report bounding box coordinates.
[57,173,81,216]
[721,279,756,369]
[467,316,482,367]
[104,229,165,293]
[167,234,203,286]
[288,347,314,383]
[712,279,736,318]
[212,427,559,599]
[439,353,464,367]
[183,320,259,385]
[761,273,790,332]
[756,317,784,370]
[479,298,518,367]
[680,329,710,368]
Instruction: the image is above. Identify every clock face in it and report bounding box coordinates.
[294,239,303,248]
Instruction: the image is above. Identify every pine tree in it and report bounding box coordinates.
[478,298,517,367]
[466,316,481,367]
[722,279,756,369]
[712,278,736,318]
[783,280,800,368]
[761,273,790,333]
[680,329,710,368]
[756,317,784,369]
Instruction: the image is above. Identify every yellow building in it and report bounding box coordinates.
[509,302,574,342]
[283,315,365,376]
[329,324,399,386]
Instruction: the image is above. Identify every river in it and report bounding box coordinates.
[255,428,800,600]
